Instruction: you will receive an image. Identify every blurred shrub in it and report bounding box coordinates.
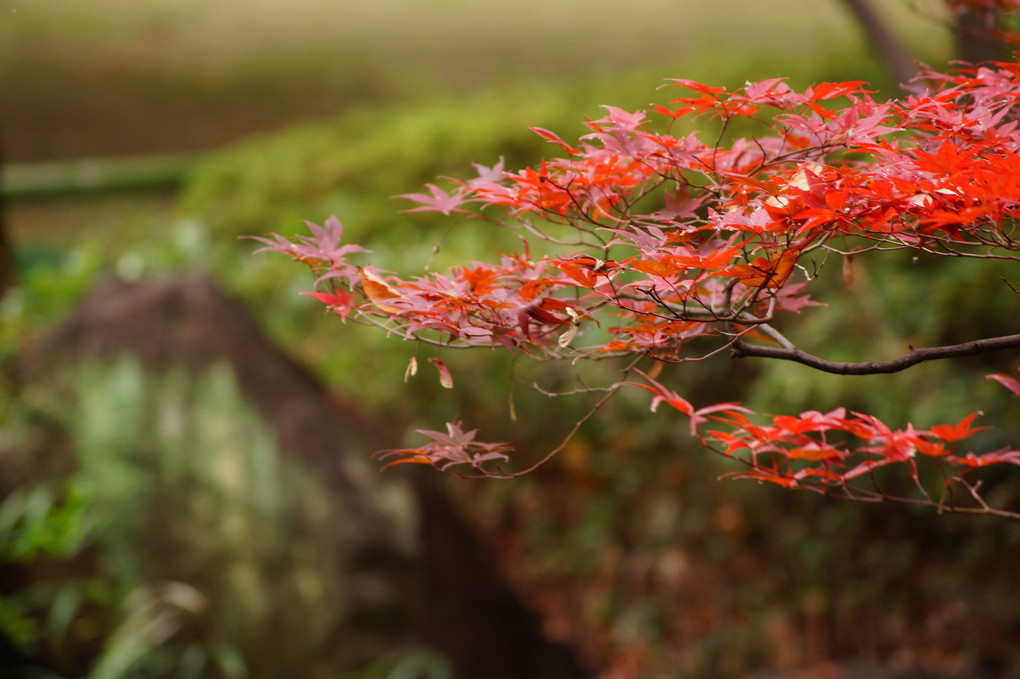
[68,358,349,676]
[0,478,103,668]
[180,46,899,272]
[1,357,441,678]
[0,480,94,564]
[1,244,104,361]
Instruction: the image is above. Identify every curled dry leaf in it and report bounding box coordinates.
[360,268,402,313]
[842,252,856,286]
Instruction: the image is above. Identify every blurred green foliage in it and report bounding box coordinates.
[181,47,903,253]
[68,358,345,677]
[0,480,93,563]
[1,244,104,360]
[2,356,443,677]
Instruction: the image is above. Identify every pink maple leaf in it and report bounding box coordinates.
[987,369,1020,397]
[629,369,750,435]
[397,183,466,215]
[374,420,512,471]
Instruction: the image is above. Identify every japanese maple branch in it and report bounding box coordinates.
[492,355,643,478]
[732,332,1020,375]
[829,482,1020,521]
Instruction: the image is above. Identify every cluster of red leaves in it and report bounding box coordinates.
[374,420,513,472]
[254,60,1020,515]
[634,368,1020,506]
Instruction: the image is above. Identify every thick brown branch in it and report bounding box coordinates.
[732,333,1020,375]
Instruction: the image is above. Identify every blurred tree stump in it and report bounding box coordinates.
[16,273,587,679]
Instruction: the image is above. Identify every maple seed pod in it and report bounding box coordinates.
[559,308,583,348]
[842,253,856,286]
[429,358,454,389]
[558,324,578,348]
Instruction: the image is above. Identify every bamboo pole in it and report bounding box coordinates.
[1,153,197,202]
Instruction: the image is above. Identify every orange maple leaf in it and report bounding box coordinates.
[360,268,402,314]
[721,246,802,288]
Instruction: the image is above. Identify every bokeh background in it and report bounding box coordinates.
[3,1,1020,678]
